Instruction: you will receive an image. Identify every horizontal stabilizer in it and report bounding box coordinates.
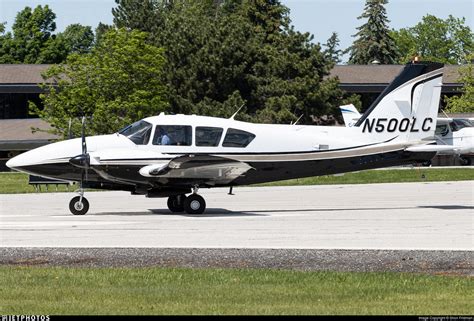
[405,144,456,153]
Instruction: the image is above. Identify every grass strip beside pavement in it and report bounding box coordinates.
[257,167,474,187]
[0,266,472,315]
[1,168,473,194]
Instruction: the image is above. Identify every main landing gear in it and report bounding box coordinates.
[67,186,207,215]
[69,188,89,215]
[167,186,206,214]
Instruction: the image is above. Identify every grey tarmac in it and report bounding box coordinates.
[0,181,472,274]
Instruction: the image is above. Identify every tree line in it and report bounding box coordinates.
[0,0,472,138]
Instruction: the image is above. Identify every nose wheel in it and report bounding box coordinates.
[69,196,89,215]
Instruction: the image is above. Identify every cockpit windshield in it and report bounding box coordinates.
[450,119,474,132]
[118,120,152,145]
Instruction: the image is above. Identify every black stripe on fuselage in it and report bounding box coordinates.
[99,137,398,162]
[15,149,436,190]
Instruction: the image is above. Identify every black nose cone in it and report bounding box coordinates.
[69,154,90,169]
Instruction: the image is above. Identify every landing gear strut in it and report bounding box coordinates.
[166,186,206,214]
[69,188,89,215]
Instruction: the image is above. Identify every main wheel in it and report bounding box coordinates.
[167,194,186,212]
[184,194,206,214]
[69,196,89,215]
[460,157,472,166]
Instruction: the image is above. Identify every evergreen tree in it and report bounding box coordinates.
[112,0,165,34]
[323,32,342,64]
[346,0,399,64]
[112,0,350,124]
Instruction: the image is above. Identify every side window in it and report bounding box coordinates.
[222,128,256,148]
[153,125,192,146]
[435,124,449,136]
[196,127,223,147]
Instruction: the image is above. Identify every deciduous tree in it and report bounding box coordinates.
[391,15,473,64]
[31,29,169,138]
[445,55,474,113]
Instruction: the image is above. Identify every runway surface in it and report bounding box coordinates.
[1,181,473,250]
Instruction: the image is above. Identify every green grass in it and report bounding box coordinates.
[1,172,77,194]
[257,168,474,187]
[1,168,473,194]
[0,267,472,315]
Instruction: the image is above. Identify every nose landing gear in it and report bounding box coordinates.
[69,188,89,215]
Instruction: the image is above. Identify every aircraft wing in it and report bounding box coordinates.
[138,155,254,185]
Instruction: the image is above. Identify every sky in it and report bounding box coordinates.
[1,0,473,62]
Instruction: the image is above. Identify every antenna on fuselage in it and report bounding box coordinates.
[441,109,450,119]
[293,114,303,125]
[229,103,245,120]
[68,118,73,139]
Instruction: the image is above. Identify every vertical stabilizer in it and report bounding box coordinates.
[355,62,444,143]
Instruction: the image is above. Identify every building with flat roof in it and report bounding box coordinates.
[0,63,469,170]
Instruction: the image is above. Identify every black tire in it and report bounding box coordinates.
[460,157,472,166]
[422,160,432,167]
[69,196,89,215]
[167,194,186,212]
[184,194,206,214]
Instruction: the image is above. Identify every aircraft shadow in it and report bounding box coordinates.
[418,205,474,210]
[91,208,267,217]
[86,205,471,217]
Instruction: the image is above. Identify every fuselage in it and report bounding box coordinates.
[7,113,434,191]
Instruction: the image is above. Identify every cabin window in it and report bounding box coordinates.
[222,128,255,148]
[153,125,192,146]
[435,124,449,136]
[196,127,223,147]
[118,120,152,145]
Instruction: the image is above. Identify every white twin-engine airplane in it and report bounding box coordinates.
[7,61,444,215]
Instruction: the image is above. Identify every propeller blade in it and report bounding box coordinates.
[81,116,87,155]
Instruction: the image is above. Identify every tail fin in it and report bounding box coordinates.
[355,61,443,143]
[340,104,361,127]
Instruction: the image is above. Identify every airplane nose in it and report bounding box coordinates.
[5,157,16,169]
[6,152,31,170]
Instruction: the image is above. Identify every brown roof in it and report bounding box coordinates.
[0,64,53,84]
[0,63,464,86]
[0,118,58,141]
[330,64,462,84]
